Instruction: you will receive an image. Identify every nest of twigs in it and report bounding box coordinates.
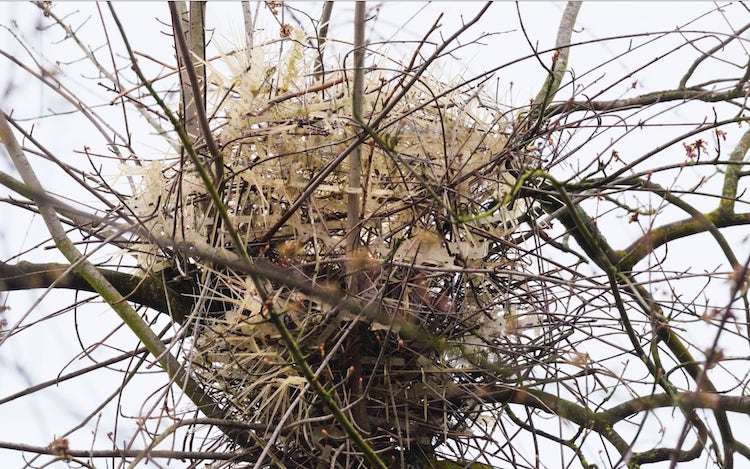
[131,29,557,467]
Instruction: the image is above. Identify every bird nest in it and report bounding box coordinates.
[129,29,554,466]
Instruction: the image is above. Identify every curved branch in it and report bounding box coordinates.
[477,387,749,466]
[679,20,750,89]
[475,386,631,456]
[0,108,250,447]
[529,171,731,464]
[604,392,750,423]
[546,87,747,118]
[520,1,581,138]
[719,126,750,215]
[533,1,581,110]
[314,1,334,80]
[626,179,739,269]
[620,210,750,271]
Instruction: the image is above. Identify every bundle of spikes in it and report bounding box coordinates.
[129,27,555,468]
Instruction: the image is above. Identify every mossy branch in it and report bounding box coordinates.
[0,110,247,444]
[522,169,729,464]
[619,211,750,271]
[544,87,748,118]
[522,1,580,134]
[533,1,581,111]
[719,126,750,215]
[620,179,739,270]
[0,261,194,322]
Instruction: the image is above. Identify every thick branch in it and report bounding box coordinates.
[474,386,630,456]
[0,261,196,322]
[1,106,249,446]
[620,211,750,271]
[546,87,747,117]
[719,127,750,215]
[533,1,581,110]
[604,392,750,423]
[477,386,747,466]
[531,173,731,464]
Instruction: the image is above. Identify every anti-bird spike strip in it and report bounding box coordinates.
[128,25,541,465]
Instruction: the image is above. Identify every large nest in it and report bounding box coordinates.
[130,28,558,467]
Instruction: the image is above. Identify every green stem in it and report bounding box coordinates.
[719,126,750,215]
[0,110,245,443]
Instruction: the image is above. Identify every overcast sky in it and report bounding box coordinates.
[0,2,747,468]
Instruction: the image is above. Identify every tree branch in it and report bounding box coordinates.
[546,87,748,118]
[0,261,195,322]
[0,107,250,446]
[0,440,255,462]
